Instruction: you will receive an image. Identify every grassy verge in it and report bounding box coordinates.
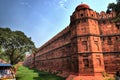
[16,66,65,80]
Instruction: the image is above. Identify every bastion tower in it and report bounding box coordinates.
[70,4,105,75]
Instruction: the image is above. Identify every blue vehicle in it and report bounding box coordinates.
[0,63,16,80]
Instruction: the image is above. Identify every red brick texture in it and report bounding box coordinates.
[23,3,120,80]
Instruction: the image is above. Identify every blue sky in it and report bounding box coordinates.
[0,0,116,48]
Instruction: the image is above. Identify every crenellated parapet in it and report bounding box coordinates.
[98,11,115,19]
[70,3,117,25]
[24,3,120,79]
[70,4,98,24]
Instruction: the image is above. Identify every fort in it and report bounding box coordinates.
[24,3,120,80]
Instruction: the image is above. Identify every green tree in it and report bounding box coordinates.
[107,2,120,23]
[107,2,120,15]
[0,27,35,65]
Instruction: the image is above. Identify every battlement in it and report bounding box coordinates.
[98,11,116,20]
[70,4,116,23]
[24,3,120,80]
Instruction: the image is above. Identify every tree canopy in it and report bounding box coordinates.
[107,1,120,23]
[107,2,120,15]
[0,27,35,65]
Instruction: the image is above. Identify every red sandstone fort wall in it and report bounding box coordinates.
[98,11,120,74]
[103,53,120,74]
[23,3,120,78]
[34,26,74,76]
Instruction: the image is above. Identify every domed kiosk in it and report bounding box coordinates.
[24,2,119,80]
[75,4,90,11]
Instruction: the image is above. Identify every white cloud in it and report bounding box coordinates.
[20,1,31,8]
[59,0,68,10]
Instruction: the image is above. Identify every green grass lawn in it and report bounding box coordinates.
[16,66,65,80]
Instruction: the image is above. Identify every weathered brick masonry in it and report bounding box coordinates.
[24,3,120,77]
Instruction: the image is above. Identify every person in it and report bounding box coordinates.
[0,70,2,78]
[0,69,4,78]
[115,71,120,80]
[6,68,11,78]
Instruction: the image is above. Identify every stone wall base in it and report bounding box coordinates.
[66,74,114,80]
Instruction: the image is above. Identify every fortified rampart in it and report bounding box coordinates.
[23,3,120,78]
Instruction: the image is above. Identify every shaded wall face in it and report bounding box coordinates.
[99,19,120,73]
[99,21,119,35]
[35,44,72,70]
[101,36,120,52]
[99,20,120,52]
[103,53,120,73]
[34,30,79,75]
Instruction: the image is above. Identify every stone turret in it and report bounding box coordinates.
[70,3,105,76]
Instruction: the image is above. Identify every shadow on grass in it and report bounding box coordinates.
[32,68,65,80]
[16,66,65,80]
